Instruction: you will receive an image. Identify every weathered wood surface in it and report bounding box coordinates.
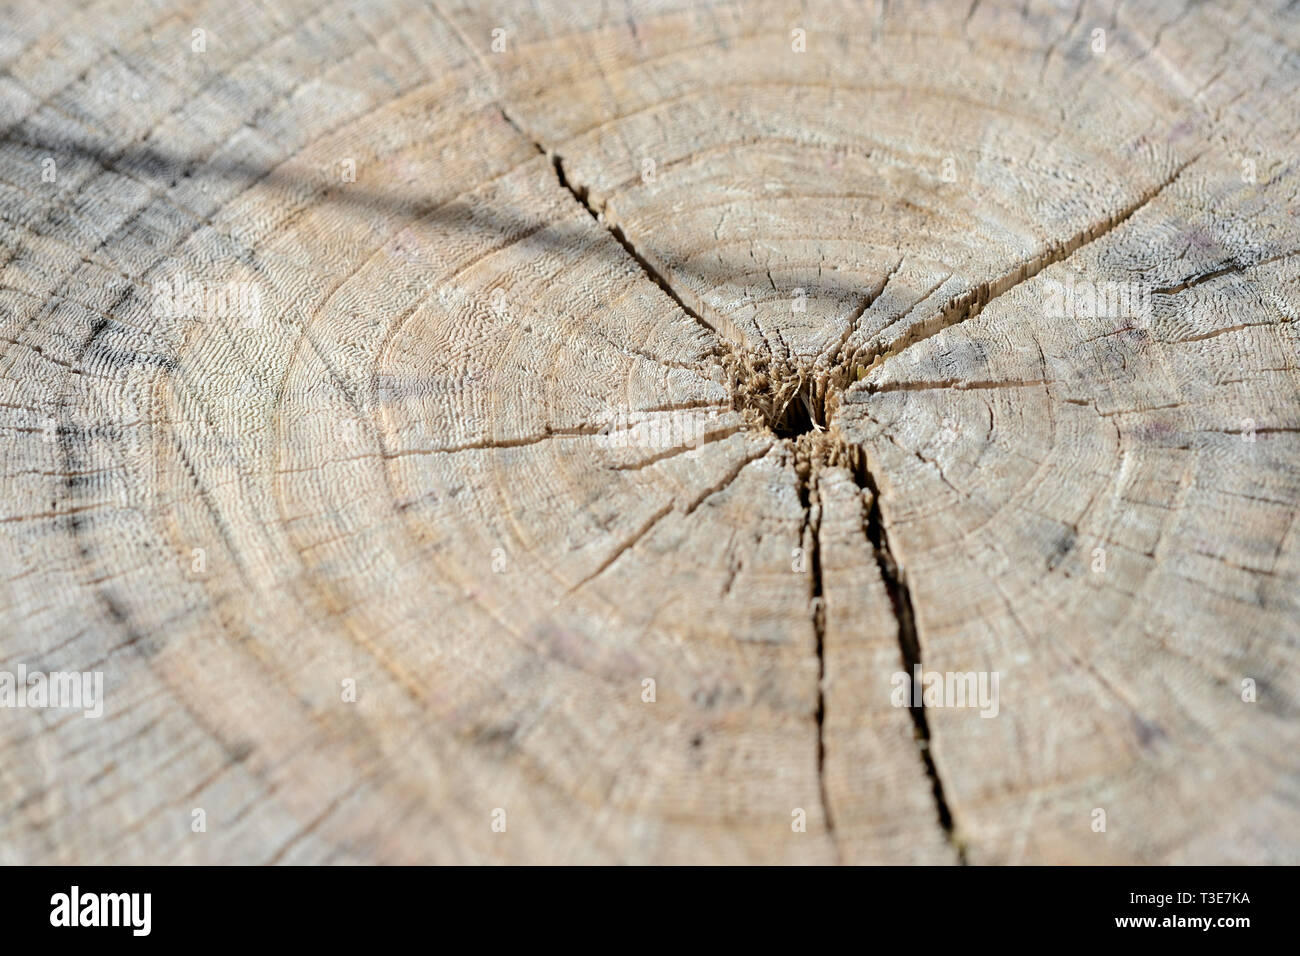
[1,0,1298,864]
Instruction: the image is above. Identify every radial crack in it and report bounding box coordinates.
[848,443,967,864]
[793,445,838,858]
[499,99,972,860]
[498,105,721,339]
[862,377,1052,394]
[853,154,1201,377]
[1153,246,1300,295]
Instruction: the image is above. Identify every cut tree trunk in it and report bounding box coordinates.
[1,0,1298,864]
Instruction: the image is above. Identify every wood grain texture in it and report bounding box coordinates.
[1,0,1297,864]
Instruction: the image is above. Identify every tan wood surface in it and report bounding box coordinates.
[1,0,1298,863]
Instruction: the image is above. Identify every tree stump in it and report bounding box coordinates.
[2,0,1298,864]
